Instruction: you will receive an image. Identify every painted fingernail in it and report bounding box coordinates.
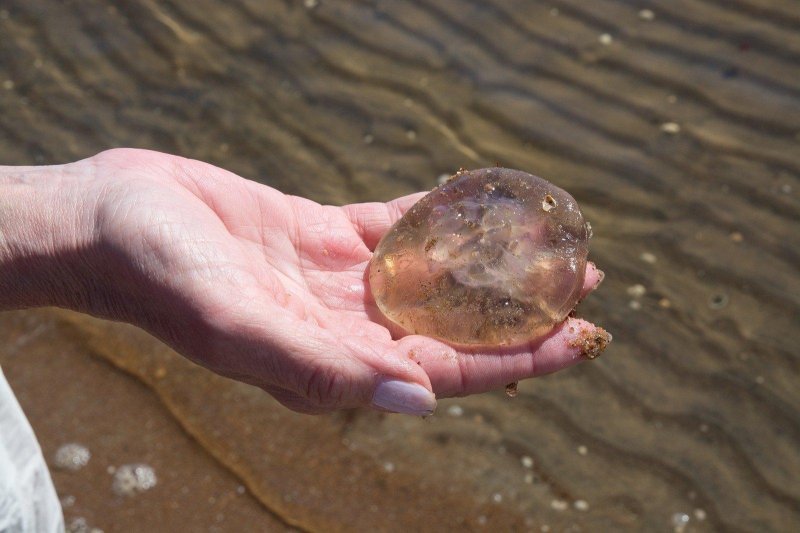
[372,378,437,416]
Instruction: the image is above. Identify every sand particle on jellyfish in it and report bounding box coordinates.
[112,463,158,496]
[53,443,91,471]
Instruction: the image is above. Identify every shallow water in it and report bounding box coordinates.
[1,0,798,531]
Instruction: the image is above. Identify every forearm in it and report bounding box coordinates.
[0,163,99,312]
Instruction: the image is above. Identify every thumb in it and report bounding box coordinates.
[250,321,437,416]
[323,336,438,416]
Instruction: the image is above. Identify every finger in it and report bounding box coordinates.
[393,317,611,398]
[342,191,427,250]
[580,261,605,300]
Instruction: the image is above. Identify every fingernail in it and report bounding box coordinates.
[595,268,605,288]
[372,378,437,416]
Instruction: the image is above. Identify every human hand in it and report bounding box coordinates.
[0,149,609,415]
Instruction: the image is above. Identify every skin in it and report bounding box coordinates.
[0,148,607,415]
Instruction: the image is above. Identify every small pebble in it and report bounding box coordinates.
[505,381,519,397]
[363,134,374,144]
[638,9,655,21]
[383,462,395,473]
[667,94,678,104]
[729,231,743,242]
[236,485,246,495]
[577,445,588,456]
[694,508,707,521]
[551,499,568,511]
[640,252,657,264]
[627,284,646,298]
[446,404,464,417]
[780,183,792,194]
[53,444,91,471]
[574,499,589,511]
[521,456,534,468]
[629,300,642,310]
[549,8,559,16]
[492,493,503,503]
[598,33,613,46]
[708,293,729,310]
[660,122,681,134]
[524,473,534,484]
[2,80,14,90]
[659,298,672,309]
[303,0,318,9]
[755,375,765,385]
[406,129,417,141]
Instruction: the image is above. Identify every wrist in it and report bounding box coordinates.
[0,160,103,312]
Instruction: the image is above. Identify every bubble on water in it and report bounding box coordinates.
[112,463,158,496]
[60,495,76,508]
[66,517,103,533]
[53,443,91,471]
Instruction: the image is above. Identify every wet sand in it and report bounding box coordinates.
[1,0,798,531]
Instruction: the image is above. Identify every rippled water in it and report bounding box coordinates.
[1,1,798,531]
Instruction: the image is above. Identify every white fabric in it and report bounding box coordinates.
[0,367,63,533]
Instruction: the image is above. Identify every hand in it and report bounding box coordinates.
[0,149,609,415]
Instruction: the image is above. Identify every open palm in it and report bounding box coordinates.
[84,149,607,415]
